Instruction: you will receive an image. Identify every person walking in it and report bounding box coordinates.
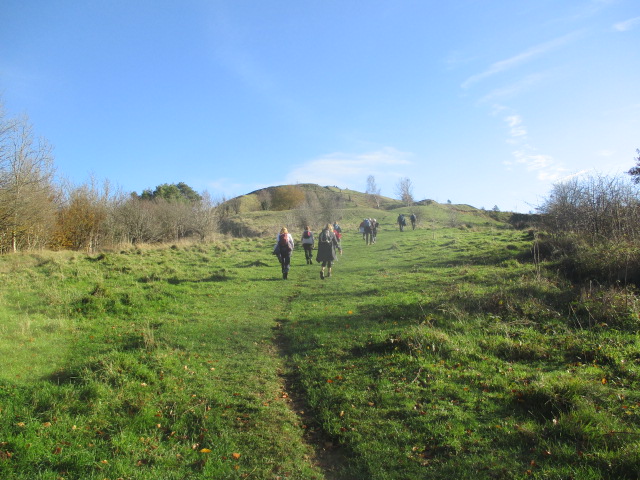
[397,214,406,232]
[371,218,379,244]
[316,223,342,279]
[410,213,417,230]
[333,221,343,248]
[300,225,315,264]
[363,218,373,245]
[274,227,294,280]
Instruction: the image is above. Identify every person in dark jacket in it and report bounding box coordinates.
[316,223,342,279]
[274,227,295,279]
[300,225,315,264]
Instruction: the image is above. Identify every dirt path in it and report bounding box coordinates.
[272,319,351,480]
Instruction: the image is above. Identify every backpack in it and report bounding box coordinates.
[319,230,332,244]
[364,218,371,228]
[279,234,292,253]
[303,230,311,239]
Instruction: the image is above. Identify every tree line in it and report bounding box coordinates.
[538,149,640,243]
[0,104,223,253]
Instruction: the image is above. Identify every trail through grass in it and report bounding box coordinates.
[1,223,639,479]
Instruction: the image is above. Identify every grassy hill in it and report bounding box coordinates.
[1,214,637,479]
[218,183,532,237]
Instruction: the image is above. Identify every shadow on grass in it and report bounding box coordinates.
[272,318,370,480]
[165,272,232,284]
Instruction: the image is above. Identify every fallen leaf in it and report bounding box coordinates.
[199,448,212,453]
[232,452,241,459]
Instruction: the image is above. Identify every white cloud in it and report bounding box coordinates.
[461,32,579,89]
[613,16,640,32]
[285,147,413,189]
[479,73,549,104]
[511,150,567,181]
[505,115,527,138]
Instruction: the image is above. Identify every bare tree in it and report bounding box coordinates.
[395,177,414,206]
[0,110,57,252]
[539,174,640,242]
[189,191,218,241]
[256,189,272,211]
[366,175,381,208]
[51,177,118,252]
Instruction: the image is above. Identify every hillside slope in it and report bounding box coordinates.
[218,183,532,237]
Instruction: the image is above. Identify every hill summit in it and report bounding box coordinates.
[217,183,532,237]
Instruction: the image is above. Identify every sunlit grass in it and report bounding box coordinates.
[0,222,638,479]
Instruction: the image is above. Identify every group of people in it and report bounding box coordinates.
[359,218,379,245]
[397,213,417,231]
[275,214,418,280]
[274,222,342,280]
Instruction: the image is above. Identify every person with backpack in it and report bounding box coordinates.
[300,225,315,264]
[410,213,417,230]
[316,223,342,280]
[333,221,343,247]
[363,218,373,245]
[274,227,294,279]
[397,214,406,232]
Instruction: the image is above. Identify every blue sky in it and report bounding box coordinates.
[2,0,639,212]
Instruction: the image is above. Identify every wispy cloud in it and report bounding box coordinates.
[461,32,580,89]
[478,72,549,104]
[510,150,568,181]
[285,148,413,189]
[613,16,640,32]
[505,115,527,138]
[501,113,566,181]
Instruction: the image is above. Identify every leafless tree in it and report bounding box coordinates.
[256,189,272,211]
[366,175,382,208]
[395,177,414,206]
[0,110,57,252]
[189,191,218,241]
[539,174,640,242]
[228,196,242,214]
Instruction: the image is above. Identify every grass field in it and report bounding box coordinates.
[1,220,639,479]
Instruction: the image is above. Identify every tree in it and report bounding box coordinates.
[539,174,640,242]
[395,177,414,206]
[189,191,218,241]
[0,108,57,252]
[366,175,381,208]
[256,189,272,211]
[627,149,640,184]
[52,178,112,252]
[270,186,305,211]
[137,182,201,202]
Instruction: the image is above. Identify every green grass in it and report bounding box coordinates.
[1,222,639,479]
